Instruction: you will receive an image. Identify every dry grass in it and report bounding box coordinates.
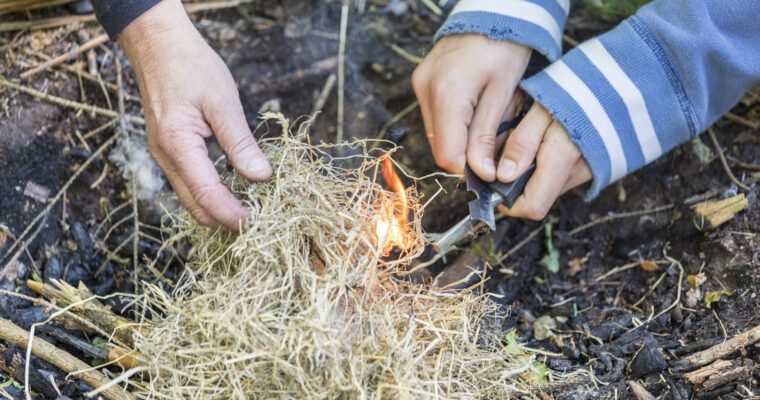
[120,114,548,399]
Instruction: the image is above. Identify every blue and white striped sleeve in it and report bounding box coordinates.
[521,0,760,199]
[435,0,571,61]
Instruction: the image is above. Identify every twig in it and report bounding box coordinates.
[418,0,443,16]
[310,73,336,117]
[707,128,750,191]
[0,14,96,33]
[389,43,422,64]
[569,204,674,236]
[563,35,579,47]
[627,256,683,334]
[26,280,146,348]
[496,222,547,265]
[0,0,256,32]
[377,100,419,140]
[0,318,133,400]
[723,112,759,130]
[738,162,760,171]
[20,34,109,79]
[594,260,669,282]
[336,4,349,144]
[0,77,145,125]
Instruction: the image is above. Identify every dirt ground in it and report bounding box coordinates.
[1,1,759,399]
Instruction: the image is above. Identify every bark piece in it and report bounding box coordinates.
[692,194,748,230]
[673,324,760,371]
[685,359,755,391]
[626,380,656,400]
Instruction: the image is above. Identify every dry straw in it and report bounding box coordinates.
[121,113,548,399]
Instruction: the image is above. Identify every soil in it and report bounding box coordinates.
[0,1,758,399]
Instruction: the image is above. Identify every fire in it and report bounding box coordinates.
[375,155,412,254]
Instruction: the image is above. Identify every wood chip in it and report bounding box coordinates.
[23,181,50,203]
[626,380,656,400]
[692,194,748,230]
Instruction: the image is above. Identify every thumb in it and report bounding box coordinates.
[205,96,272,181]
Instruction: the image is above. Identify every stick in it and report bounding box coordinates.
[377,101,419,140]
[569,204,674,236]
[20,34,109,79]
[707,128,750,191]
[26,280,147,348]
[496,222,547,265]
[0,0,256,32]
[310,73,336,117]
[0,318,133,400]
[724,112,760,130]
[336,3,349,144]
[0,77,145,125]
[672,325,760,371]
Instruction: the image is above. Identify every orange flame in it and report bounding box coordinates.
[375,155,412,254]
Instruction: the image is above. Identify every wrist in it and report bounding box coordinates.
[118,0,200,76]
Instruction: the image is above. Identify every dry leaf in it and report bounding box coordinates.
[639,260,659,272]
[568,256,589,277]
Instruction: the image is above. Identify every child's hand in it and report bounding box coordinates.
[498,103,592,220]
[412,34,531,181]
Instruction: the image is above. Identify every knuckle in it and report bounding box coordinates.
[506,135,536,158]
[523,205,548,221]
[227,134,256,158]
[434,151,462,172]
[188,183,216,206]
[156,121,186,153]
[472,132,496,148]
[188,207,212,226]
[429,77,451,99]
[411,67,427,94]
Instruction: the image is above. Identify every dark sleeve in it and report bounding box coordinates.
[91,0,162,39]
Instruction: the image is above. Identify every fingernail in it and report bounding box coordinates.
[481,158,496,179]
[498,159,516,181]
[247,158,272,177]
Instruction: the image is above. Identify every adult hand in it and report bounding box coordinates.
[412,34,531,181]
[119,0,271,230]
[498,103,592,220]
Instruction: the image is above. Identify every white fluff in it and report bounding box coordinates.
[109,134,165,201]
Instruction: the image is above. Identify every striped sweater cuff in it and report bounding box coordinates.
[435,0,570,61]
[521,16,699,199]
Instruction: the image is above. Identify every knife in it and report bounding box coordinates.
[431,118,536,254]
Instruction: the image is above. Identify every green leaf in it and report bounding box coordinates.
[31,271,42,283]
[529,361,550,384]
[0,378,15,389]
[540,223,560,273]
[705,290,730,309]
[504,330,521,356]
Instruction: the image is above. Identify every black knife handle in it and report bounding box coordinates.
[490,162,536,209]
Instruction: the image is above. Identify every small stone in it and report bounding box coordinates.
[67,0,92,14]
[533,315,557,340]
[629,346,666,377]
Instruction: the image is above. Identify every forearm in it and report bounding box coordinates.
[91,0,162,39]
[521,0,760,198]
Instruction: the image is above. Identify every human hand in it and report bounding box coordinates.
[119,0,271,230]
[497,103,592,220]
[412,34,531,180]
